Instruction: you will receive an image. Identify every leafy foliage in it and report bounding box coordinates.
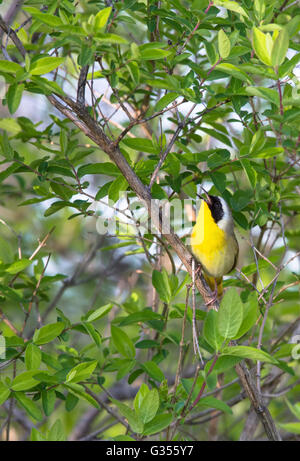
[0,0,299,442]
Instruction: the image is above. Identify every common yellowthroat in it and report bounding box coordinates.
[191,193,239,299]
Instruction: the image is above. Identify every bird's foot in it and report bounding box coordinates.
[205,279,218,306]
[205,293,218,306]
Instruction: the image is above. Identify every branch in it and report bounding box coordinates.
[77,65,89,106]
[235,360,281,440]
[0,15,26,58]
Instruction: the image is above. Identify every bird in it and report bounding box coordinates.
[191,191,239,301]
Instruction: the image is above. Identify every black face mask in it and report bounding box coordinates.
[207,195,224,223]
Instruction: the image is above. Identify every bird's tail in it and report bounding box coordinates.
[204,274,223,299]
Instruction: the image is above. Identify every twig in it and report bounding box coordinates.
[0,15,26,58]
[77,65,89,106]
[190,354,219,411]
[8,227,55,288]
[21,253,51,336]
[256,276,279,393]
[192,260,204,364]
[171,285,190,402]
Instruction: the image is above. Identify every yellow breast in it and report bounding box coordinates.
[191,200,236,278]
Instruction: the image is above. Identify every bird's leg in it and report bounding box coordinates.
[195,263,202,278]
[205,278,218,306]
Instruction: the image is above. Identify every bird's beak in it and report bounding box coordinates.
[200,186,211,206]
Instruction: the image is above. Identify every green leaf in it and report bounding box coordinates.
[94,7,112,30]
[30,76,65,96]
[44,201,69,217]
[25,343,42,370]
[126,61,140,85]
[30,57,65,76]
[142,361,164,382]
[111,325,135,359]
[154,93,179,112]
[81,322,102,347]
[203,310,223,352]
[6,258,32,275]
[245,86,279,106]
[66,360,98,383]
[119,309,162,326]
[138,388,159,424]
[94,33,128,44]
[77,162,120,178]
[108,176,128,202]
[199,127,232,147]
[24,8,64,27]
[240,159,257,188]
[64,383,100,409]
[86,303,113,322]
[14,392,43,421]
[0,60,23,74]
[0,131,13,159]
[42,389,56,416]
[205,41,218,65]
[152,269,172,304]
[115,358,135,380]
[249,127,266,154]
[210,171,226,192]
[135,339,159,349]
[218,29,231,59]
[7,83,24,114]
[95,181,113,200]
[140,49,171,60]
[113,435,135,441]
[217,288,243,340]
[213,355,242,373]
[11,371,40,391]
[213,1,249,18]
[0,163,20,182]
[252,27,272,66]
[249,146,284,158]
[278,422,300,435]
[65,392,79,412]
[112,399,144,433]
[5,336,24,347]
[0,118,21,134]
[48,420,66,441]
[33,322,65,345]
[30,428,46,441]
[254,0,265,21]
[271,28,289,68]
[233,292,258,339]
[0,382,11,405]
[143,413,172,436]
[285,399,300,420]
[122,137,160,154]
[197,396,233,414]
[221,346,278,364]
[215,63,252,83]
[134,383,149,413]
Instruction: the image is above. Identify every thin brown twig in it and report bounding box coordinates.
[21,253,51,335]
[171,285,191,402]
